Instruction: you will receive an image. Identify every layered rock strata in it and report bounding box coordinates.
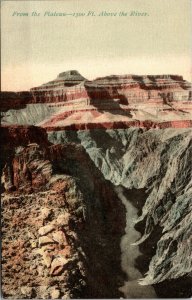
[30,72,192,104]
[33,71,192,127]
[1,71,192,129]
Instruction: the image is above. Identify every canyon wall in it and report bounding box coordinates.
[48,127,192,291]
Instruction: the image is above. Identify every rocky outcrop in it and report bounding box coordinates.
[1,126,126,299]
[2,186,87,299]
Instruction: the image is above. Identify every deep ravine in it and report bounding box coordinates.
[115,186,157,298]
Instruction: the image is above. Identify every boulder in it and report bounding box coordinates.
[50,288,60,299]
[39,224,55,236]
[39,236,56,247]
[52,231,67,245]
[50,256,69,276]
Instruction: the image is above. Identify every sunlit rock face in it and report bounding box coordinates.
[85,74,192,103]
[30,72,192,104]
[1,71,192,129]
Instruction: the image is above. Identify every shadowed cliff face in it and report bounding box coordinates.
[48,128,192,293]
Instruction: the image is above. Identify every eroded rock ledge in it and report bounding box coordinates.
[1,126,126,299]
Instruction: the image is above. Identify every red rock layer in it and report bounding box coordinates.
[44,120,192,132]
[30,73,192,105]
[31,85,89,103]
[1,73,192,111]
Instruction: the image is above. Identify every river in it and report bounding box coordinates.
[115,186,157,298]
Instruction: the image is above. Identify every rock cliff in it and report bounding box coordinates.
[30,73,191,104]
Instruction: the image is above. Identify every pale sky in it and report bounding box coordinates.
[1,0,192,91]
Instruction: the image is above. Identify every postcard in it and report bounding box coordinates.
[1,0,192,299]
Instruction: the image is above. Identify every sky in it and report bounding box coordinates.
[1,0,192,91]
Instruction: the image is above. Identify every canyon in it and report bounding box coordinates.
[1,70,192,299]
